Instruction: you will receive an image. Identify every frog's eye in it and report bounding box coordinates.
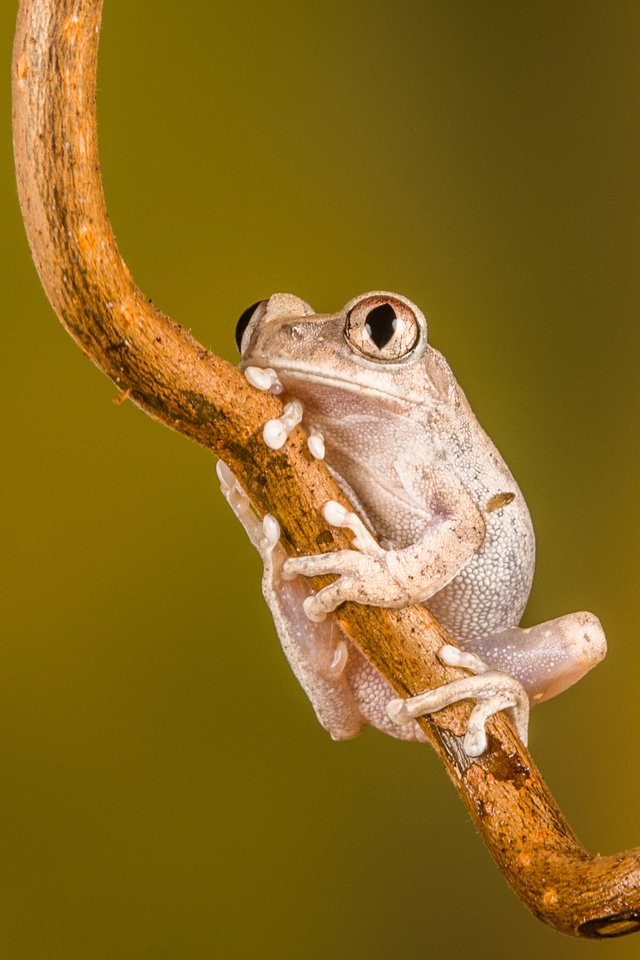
[235,299,267,353]
[344,294,424,362]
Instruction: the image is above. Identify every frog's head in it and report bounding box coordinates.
[235,291,456,409]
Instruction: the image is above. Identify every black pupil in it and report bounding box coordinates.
[235,300,263,352]
[365,303,397,349]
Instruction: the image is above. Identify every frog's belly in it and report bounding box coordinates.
[325,439,535,644]
[427,507,535,644]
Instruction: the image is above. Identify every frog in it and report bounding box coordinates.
[218,290,606,756]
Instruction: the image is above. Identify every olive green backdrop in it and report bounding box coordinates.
[2,1,640,957]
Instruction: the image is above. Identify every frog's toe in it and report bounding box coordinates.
[387,666,530,757]
[301,578,361,621]
[216,460,263,544]
[322,500,383,556]
[462,684,529,755]
[262,400,304,450]
[282,550,369,621]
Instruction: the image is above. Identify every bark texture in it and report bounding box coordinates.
[12,0,640,938]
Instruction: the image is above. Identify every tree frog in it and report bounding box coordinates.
[218,291,606,756]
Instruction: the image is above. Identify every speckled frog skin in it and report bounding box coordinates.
[219,291,606,756]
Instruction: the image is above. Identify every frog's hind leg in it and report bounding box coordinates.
[387,649,530,757]
[216,460,366,740]
[387,612,606,757]
[461,612,607,705]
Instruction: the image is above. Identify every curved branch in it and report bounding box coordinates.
[11,0,640,939]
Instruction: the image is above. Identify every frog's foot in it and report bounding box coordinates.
[244,365,284,395]
[282,501,411,621]
[387,645,530,757]
[217,461,364,740]
[217,459,262,543]
[216,459,281,570]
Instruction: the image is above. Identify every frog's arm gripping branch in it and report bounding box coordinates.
[12,0,640,939]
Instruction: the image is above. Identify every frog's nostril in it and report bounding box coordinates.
[290,324,304,341]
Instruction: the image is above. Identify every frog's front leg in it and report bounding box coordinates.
[282,483,485,621]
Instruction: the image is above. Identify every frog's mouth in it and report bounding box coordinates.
[255,362,418,408]
[277,367,414,420]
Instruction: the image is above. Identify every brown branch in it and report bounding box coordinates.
[11,0,640,939]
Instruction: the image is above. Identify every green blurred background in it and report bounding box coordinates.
[2,1,640,957]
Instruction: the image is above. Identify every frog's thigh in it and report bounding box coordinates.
[463,612,607,704]
[345,652,427,742]
[269,579,366,739]
[217,459,365,739]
